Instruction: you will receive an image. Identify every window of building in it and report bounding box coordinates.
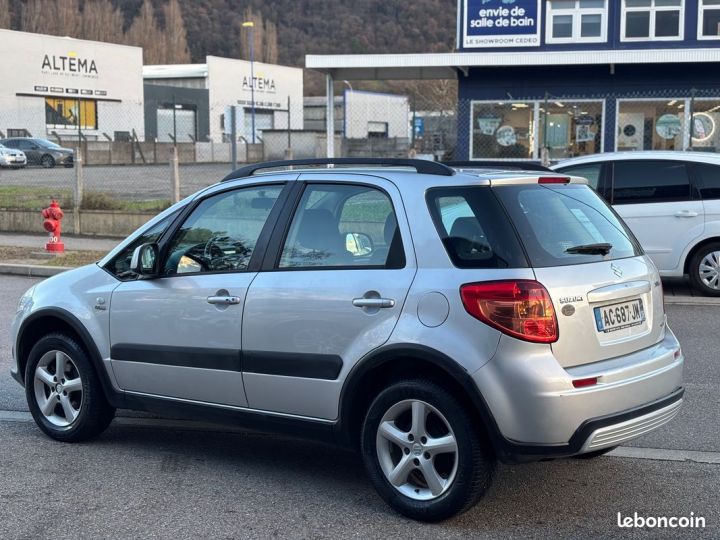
[45,98,98,130]
[689,100,720,152]
[616,99,686,151]
[471,102,535,159]
[470,100,604,160]
[546,0,608,43]
[539,101,604,159]
[621,0,684,41]
[699,0,720,39]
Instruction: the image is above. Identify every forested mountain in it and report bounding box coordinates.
[0,0,457,97]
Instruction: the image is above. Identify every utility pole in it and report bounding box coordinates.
[242,21,256,144]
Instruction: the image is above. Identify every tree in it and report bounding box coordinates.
[124,0,164,64]
[82,0,125,43]
[239,7,279,64]
[162,0,190,63]
[0,0,12,29]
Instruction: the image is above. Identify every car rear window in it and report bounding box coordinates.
[494,184,642,268]
[426,187,528,269]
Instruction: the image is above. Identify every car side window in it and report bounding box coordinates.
[612,160,690,204]
[555,163,602,191]
[693,162,720,200]
[279,183,404,269]
[18,140,33,150]
[164,185,283,275]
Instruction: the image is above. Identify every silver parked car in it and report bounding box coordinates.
[0,142,27,168]
[10,159,684,521]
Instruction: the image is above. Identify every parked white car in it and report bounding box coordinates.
[552,151,720,296]
[0,143,26,168]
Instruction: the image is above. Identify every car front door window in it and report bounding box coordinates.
[164,185,283,275]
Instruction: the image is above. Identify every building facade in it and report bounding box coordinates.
[144,56,304,144]
[457,0,720,160]
[0,29,144,141]
[307,0,720,161]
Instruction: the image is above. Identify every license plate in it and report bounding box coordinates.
[594,298,645,333]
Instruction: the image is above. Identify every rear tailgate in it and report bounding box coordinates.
[534,257,664,367]
[492,181,665,368]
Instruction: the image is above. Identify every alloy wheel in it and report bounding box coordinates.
[33,350,83,427]
[375,399,458,501]
[699,250,720,290]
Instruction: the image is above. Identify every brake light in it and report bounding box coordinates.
[538,176,570,184]
[460,280,558,343]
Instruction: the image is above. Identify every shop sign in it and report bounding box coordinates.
[495,125,517,146]
[477,117,502,135]
[461,0,541,49]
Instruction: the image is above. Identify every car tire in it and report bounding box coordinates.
[574,446,618,459]
[688,242,720,297]
[25,333,115,442]
[361,379,494,522]
[40,154,56,168]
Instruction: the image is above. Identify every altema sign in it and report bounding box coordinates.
[41,53,98,76]
[242,75,277,93]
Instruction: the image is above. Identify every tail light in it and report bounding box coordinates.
[460,280,558,343]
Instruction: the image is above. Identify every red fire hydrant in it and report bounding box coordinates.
[42,200,65,253]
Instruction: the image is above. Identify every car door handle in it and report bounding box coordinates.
[206,295,241,305]
[352,297,395,308]
[674,210,699,218]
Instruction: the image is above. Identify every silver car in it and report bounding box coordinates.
[10,159,684,521]
[0,143,27,168]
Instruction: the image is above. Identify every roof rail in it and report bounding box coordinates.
[443,160,552,172]
[221,158,455,181]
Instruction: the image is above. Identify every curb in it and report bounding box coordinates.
[0,263,73,277]
[664,296,720,305]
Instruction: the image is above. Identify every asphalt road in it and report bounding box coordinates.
[0,163,234,200]
[1,275,718,538]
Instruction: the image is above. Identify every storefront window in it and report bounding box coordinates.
[689,100,720,152]
[471,102,534,160]
[547,0,608,43]
[45,98,98,130]
[616,100,685,151]
[539,101,604,159]
[622,0,683,41]
[699,0,720,39]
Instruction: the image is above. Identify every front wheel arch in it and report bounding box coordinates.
[16,309,121,407]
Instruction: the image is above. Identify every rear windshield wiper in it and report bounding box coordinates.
[565,243,612,255]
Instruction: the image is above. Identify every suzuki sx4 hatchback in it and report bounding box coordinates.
[10,159,684,521]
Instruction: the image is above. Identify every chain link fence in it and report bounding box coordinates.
[2,86,720,231]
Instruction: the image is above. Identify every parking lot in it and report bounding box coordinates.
[0,163,233,200]
[0,274,718,538]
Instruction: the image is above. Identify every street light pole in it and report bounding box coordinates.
[242,21,256,145]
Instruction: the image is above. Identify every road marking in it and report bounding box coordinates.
[1,410,718,463]
[608,446,720,464]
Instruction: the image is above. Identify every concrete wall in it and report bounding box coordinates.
[0,209,154,237]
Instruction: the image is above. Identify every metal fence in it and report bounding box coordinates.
[2,87,720,225]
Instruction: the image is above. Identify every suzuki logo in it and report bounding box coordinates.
[611,263,623,278]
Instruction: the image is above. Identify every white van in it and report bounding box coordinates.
[553,151,720,296]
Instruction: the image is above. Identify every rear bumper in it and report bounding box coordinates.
[495,387,683,462]
[473,327,684,460]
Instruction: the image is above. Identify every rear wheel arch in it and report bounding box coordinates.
[17,309,120,405]
[683,236,720,275]
[337,344,498,456]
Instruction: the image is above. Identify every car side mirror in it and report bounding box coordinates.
[130,243,160,277]
[346,232,373,256]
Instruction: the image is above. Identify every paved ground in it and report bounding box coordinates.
[1,275,718,538]
[0,233,120,252]
[0,162,233,200]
